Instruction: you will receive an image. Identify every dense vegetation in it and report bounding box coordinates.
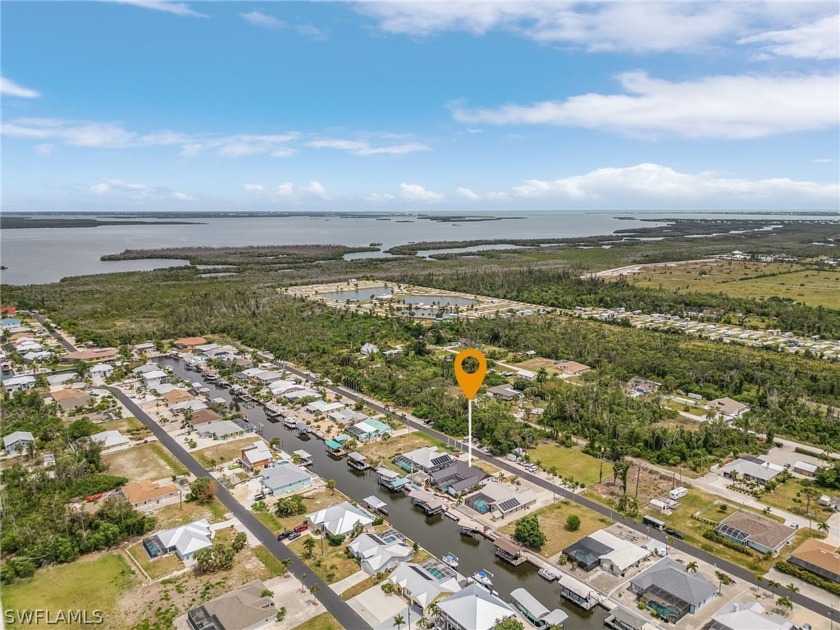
[0,393,155,583]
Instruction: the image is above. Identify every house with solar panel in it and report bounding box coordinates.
[713,511,796,556]
[464,480,536,520]
[394,446,454,474]
[562,529,650,576]
[429,460,487,495]
[629,557,716,624]
[346,418,391,442]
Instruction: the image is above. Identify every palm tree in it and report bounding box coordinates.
[426,603,440,620]
[817,521,829,536]
[303,537,316,558]
[685,561,698,573]
[309,584,320,598]
[393,613,406,629]
[536,367,548,384]
[776,596,793,616]
[766,579,781,591]
[785,583,799,594]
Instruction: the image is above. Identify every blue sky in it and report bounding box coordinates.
[2,1,838,211]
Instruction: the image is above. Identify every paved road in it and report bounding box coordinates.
[28,311,77,352]
[279,366,835,620]
[106,386,371,630]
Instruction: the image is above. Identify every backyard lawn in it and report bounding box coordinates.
[356,431,446,467]
[287,534,361,585]
[292,612,342,630]
[527,443,612,488]
[340,575,383,601]
[102,442,186,481]
[501,500,612,559]
[153,496,228,529]
[2,553,135,627]
[127,542,184,580]
[760,478,833,521]
[193,437,260,467]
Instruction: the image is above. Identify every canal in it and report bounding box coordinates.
[159,357,608,628]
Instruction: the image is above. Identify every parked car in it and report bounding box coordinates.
[286,531,302,542]
[664,527,684,539]
[277,530,294,541]
[293,523,309,533]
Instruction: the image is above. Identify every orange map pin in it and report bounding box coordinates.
[454,349,487,400]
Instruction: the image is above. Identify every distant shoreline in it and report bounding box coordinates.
[2,217,204,229]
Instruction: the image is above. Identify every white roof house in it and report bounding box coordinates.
[792,460,819,476]
[196,420,244,439]
[4,431,35,455]
[155,518,213,560]
[284,389,321,402]
[588,529,651,575]
[141,370,168,385]
[710,601,793,630]
[133,363,161,375]
[89,430,130,450]
[436,583,516,630]
[387,562,460,611]
[719,458,784,484]
[347,533,412,574]
[170,399,208,412]
[23,351,53,362]
[305,400,345,413]
[269,380,303,395]
[360,343,380,356]
[89,363,114,376]
[328,409,368,424]
[3,375,36,393]
[306,501,374,536]
[240,441,273,469]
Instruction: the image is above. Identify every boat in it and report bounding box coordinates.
[538,567,558,582]
[471,569,494,588]
[442,553,459,569]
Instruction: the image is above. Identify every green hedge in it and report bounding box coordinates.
[775,560,840,596]
[703,529,758,557]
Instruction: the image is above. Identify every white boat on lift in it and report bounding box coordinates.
[442,553,459,569]
[472,569,494,588]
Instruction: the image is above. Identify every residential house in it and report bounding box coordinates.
[431,460,488,495]
[24,350,53,362]
[714,512,796,555]
[120,479,180,510]
[625,377,661,397]
[189,408,223,426]
[394,446,453,473]
[464,480,535,518]
[329,409,368,424]
[706,601,793,630]
[787,538,840,583]
[486,384,523,402]
[186,579,277,630]
[0,317,22,327]
[88,363,114,381]
[133,363,161,376]
[306,501,374,536]
[305,400,345,414]
[50,388,91,411]
[163,388,196,407]
[629,557,716,623]
[792,460,819,477]
[239,441,273,472]
[706,397,750,420]
[3,375,36,393]
[563,529,650,576]
[347,532,412,574]
[283,389,321,402]
[60,348,118,364]
[260,463,312,496]
[170,399,208,413]
[89,430,130,450]
[196,420,245,440]
[268,380,303,397]
[555,359,591,377]
[603,603,658,630]
[252,370,285,385]
[173,337,207,350]
[435,583,516,630]
[360,343,380,356]
[718,458,784,485]
[152,519,213,560]
[3,431,34,455]
[346,418,391,443]
[141,370,169,387]
[388,561,461,613]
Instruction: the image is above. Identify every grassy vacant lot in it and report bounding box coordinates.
[127,542,184,580]
[609,260,840,309]
[288,534,361,585]
[759,478,834,520]
[340,574,384,600]
[501,500,612,559]
[153,496,228,529]
[253,545,287,577]
[527,443,613,488]
[256,489,347,535]
[292,612,342,630]
[193,437,258,467]
[356,431,445,468]
[100,416,145,434]
[103,442,186,481]
[2,553,135,627]
[509,357,563,376]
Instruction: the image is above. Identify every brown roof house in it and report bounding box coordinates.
[555,359,591,377]
[120,479,180,511]
[60,348,118,364]
[51,388,91,411]
[187,579,277,630]
[174,337,207,349]
[163,389,197,407]
[189,408,223,426]
[788,538,840,583]
[714,511,796,555]
[706,397,750,421]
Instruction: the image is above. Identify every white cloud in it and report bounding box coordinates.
[510,163,840,204]
[452,72,839,139]
[1,76,40,98]
[308,138,430,156]
[739,15,839,60]
[244,181,328,200]
[106,0,207,18]
[35,144,54,156]
[456,186,481,201]
[813,158,835,163]
[89,178,194,202]
[239,10,327,39]
[301,181,328,199]
[400,183,444,202]
[356,2,832,54]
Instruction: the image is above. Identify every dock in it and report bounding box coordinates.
[347,452,370,470]
[408,488,445,516]
[493,537,527,566]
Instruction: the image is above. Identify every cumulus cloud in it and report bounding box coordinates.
[105,0,207,18]
[400,183,444,202]
[244,181,328,200]
[451,72,839,139]
[1,76,41,98]
[509,163,839,204]
[456,186,481,201]
[239,10,327,39]
[308,138,429,156]
[739,14,839,60]
[356,2,832,54]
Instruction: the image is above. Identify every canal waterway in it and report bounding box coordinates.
[158,357,608,628]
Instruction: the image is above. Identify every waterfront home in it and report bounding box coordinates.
[186,579,277,630]
[464,480,535,519]
[431,460,488,495]
[395,446,453,473]
[141,370,169,387]
[3,430,34,455]
[260,462,312,496]
[305,399,345,414]
[709,601,793,630]
[88,363,114,381]
[120,479,180,511]
[562,529,650,577]
[196,419,245,440]
[435,583,515,630]
[60,348,119,364]
[173,337,207,349]
[388,561,461,613]
[347,532,412,574]
[150,518,213,560]
[284,388,321,402]
[188,408,223,426]
[629,557,716,623]
[328,409,368,424]
[714,512,796,555]
[346,418,391,442]
[306,501,374,536]
[3,375,36,393]
[170,399,208,413]
[239,441,273,472]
